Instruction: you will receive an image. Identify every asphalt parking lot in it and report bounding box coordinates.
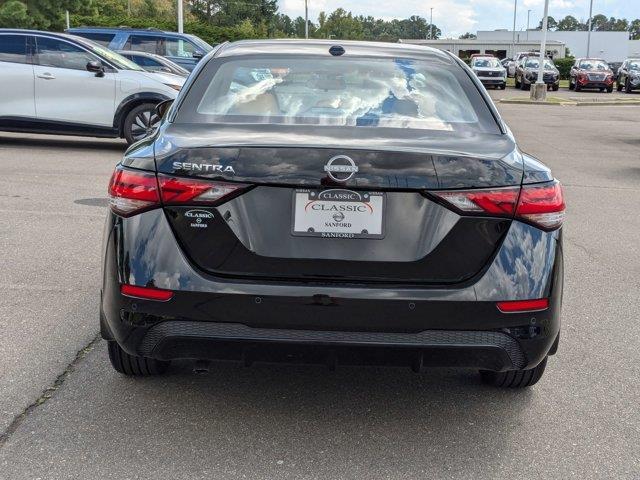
[0,102,639,479]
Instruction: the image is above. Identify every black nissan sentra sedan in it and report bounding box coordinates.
[102,40,564,388]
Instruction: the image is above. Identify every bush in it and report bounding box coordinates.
[553,57,575,80]
[68,15,250,44]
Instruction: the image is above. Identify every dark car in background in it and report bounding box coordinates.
[66,27,212,71]
[616,58,640,93]
[118,50,189,77]
[102,40,564,389]
[569,58,614,92]
[608,61,622,82]
[514,56,560,91]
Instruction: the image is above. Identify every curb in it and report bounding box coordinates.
[498,99,640,106]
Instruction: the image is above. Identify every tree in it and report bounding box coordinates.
[459,32,476,39]
[315,8,364,40]
[0,0,32,28]
[556,15,581,31]
[537,16,557,31]
[0,0,96,30]
[629,19,640,40]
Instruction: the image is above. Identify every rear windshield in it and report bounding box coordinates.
[176,56,500,134]
[472,58,501,68]
[579,60,609,70]
[525,58,555,69]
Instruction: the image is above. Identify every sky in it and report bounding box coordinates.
[278,0,640,38]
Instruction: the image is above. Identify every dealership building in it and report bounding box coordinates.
[401,30,640,62]
[399,38,566,60]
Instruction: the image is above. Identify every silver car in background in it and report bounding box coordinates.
[471,56,507,89]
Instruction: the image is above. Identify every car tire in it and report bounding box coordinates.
[521,79,528,90]
[552,84,559,91]
[575,82,581,92]
[500,83,506,90]
[606,86,613,93]
[107,341,169,376]
[617,80,623,91]
[514,76,520,89]
[479,357,547,388]
[123,103,161,145]
[625,78,633,94]
[569,78,574,90]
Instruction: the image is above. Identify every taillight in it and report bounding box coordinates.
[108,167,160,216]
[158,175,248,205]
[108,167,250,217]
[430,180,565,231]
[515,180,565,230]
[432,187,519,216]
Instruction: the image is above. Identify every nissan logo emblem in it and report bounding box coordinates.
[324,155,358,182]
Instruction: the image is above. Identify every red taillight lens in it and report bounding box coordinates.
[432,187,520,216]
[121,284,173,301]
[108,167,160,216]
[497,298,549,313]
[516,180,565,230]
[158,175,248,205]
[431,180,564,231]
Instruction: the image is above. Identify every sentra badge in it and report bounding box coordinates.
[173,162,235,174]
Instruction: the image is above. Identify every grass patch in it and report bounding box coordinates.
[505,78,569,88]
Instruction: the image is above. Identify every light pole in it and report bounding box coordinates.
[429,8,434,40]
[531,0,550,101]
[177,0,184,34]
[586,0,594,57]
[526,9,531,41]
[511,0,518,58]
[305,0,309,39]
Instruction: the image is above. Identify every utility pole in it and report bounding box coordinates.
[177,0,184,34]
[526,9,531,41]
[531,0,550,101]
[429,8,434,40]
[128,0,131,16]
[511,0,517,58]
[305,0,309,39]
[65,10,70,30]
[586,0,594,57]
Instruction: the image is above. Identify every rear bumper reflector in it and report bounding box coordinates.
[120,284,173,302]
[496,298,549,313]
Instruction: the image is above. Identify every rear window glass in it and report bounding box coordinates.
[177,56,500,133]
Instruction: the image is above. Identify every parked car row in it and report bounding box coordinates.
[475,53,639,94]
[0,27,216,144]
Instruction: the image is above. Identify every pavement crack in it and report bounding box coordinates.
[0,334,101,449]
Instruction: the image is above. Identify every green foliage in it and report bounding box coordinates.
[69,14,246,43]
[553,57,575,80]
[459,32,476,39]
[0,0,95,29]
[0,0,32,28]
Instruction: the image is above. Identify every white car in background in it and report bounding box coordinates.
[470,55,507,89]
[0,29,185,144]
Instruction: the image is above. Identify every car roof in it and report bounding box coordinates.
[66,27,190,37]
[214,39,454,63]
[0,29,105,50]
[1,28,82,40]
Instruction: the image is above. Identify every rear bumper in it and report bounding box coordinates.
[478,78,506,85]
[100,209,563,371]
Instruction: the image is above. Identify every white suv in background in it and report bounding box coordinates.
[0,29,185,144]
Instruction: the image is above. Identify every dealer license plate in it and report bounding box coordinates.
[292,189,385,239]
